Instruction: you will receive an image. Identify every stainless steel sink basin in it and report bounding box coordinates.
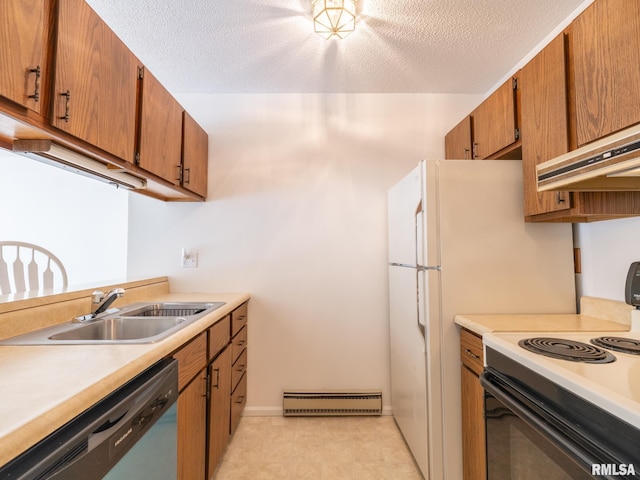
[0,301,226,345]
[49,316,186,341]
[120,303,213,318]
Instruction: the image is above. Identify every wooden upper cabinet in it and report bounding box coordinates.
[0,0,46,113]
[138,68,183,185]
[444,116,472,160]
[472,78,518,159]
[520,34,571,217]
[572,0,640,147]
[52,0,139,163]
[182,112,208,197]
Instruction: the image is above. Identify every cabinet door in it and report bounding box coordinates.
[0,0,45,113]
[520,34,571,217]
[207,347,232,479]
[182,112,208,197]
[444,116,472,160]
[461,365,486,480]
[472,78,517,159]
[572,0,640,146]
[178,370,207,480]
[138,68,183,184]
[52,0,139,163]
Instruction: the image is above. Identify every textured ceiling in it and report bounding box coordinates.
[85,0,588,94]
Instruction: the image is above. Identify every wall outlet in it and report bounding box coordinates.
[181,248,198,268]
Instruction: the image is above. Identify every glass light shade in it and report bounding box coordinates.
[312,0,357,39]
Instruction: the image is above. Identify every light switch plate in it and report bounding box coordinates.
[181,249,198,268]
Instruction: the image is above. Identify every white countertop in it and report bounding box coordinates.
[455,312,629,336]
[0,292,250,468]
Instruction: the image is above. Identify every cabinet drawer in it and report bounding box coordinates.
[230,372,247,435]
[231,302,248,337]
[460,328,484,375]
[232,349,247,393]
[209,315,230,360]
[173,332,207,391]
[232,326,247,364]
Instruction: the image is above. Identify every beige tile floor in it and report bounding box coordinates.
[214,416,424,480]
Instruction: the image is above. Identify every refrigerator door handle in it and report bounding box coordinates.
[389,263,440,271]
[416,270,427,340]
[417,265,440,271]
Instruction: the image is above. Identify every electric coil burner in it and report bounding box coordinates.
[518,337,616,363]
[591,336,640,355]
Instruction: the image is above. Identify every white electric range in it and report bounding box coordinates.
[481,318,640,479]
[483,329,640,429]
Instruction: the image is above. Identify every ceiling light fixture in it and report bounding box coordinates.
[312,0,357,39]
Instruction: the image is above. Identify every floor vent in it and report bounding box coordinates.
[283,390,382,416]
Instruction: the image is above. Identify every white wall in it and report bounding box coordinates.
[0,151,129,290]
[576,218,640,302]
[127,93,482,414]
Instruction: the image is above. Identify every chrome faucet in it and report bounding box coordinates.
[92,288,125,316]
[75,288,125,322]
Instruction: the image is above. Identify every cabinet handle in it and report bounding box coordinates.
[236,340,246,347]
[184,167,191,185]
[59,90,71,122]
[464,147,470,159]
[175,165,182,183]
[472,142,479,159]
[464,349,480,360]
[212,367,220,389]
[556,192,565,204]
[236,364,246,373]
[235,395,245,404]
[28,66,41,102]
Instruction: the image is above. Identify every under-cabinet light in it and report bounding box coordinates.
[12,139,146,190]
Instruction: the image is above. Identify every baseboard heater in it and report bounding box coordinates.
[283,390,382,416]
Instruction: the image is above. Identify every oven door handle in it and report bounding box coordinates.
[480,371,619,470]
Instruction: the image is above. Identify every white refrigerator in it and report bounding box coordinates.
[387,160,576,479]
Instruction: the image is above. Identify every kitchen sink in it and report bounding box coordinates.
[120,303,213,318]
[0,301,226,345]
[48,316,186,341]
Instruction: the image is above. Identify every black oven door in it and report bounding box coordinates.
[481,368,639,480]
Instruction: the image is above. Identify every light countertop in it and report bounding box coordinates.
[0,292,250,469]
[454,312,629,336]
[455,296,633,336]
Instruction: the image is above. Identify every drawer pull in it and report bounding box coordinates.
[236,364,246,373]
[236,340,246,347]
[235,395,245,404]
[464,349,480,360]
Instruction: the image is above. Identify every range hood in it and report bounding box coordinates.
[537,124,640,192]
[12,139,146,190]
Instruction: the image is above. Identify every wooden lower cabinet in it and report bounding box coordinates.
[231,372,247,434]
[174,333,208,479]
[207,347,232,479]
[174,303,248,479]
[460,328,486,480]
[178,368,208,480]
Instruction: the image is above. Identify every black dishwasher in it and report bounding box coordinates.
[0,358,178,480]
